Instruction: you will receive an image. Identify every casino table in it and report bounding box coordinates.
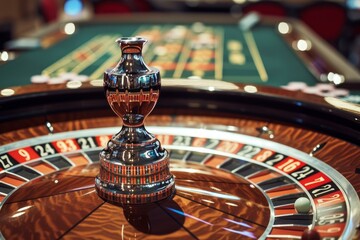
[1,14,360,90]
[0,13,360,240]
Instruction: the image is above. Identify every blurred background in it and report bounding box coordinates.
[0,0,359,68]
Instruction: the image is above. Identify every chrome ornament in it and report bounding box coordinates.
[95,37,175,204]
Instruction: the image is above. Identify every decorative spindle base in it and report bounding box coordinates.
[95,125,175,204]
[95,175,175,204]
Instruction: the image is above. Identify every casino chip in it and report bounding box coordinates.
[30,72,90,85]
[281,81,307,91]
[281,82,349,98]
[59,72,78,81]
[238,12,261,31]
[73,75,89,82]
[30,75,50,84]
[48,77,67,85]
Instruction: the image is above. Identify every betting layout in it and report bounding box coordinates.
[37,24,267,83]
[0,126,358,239]
[26,23,358,103]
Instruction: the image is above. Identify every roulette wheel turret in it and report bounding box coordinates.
[0,35,359,239]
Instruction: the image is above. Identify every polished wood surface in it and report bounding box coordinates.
[0,162,269,239]
[1,112,359,197]
[1,80,359,146]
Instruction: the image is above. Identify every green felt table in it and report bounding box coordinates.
[0,15,359,102]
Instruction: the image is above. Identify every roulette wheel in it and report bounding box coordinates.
[0,35,359,240]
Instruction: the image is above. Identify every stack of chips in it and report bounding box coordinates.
[31,72,89,85]
[281,82,349,98]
